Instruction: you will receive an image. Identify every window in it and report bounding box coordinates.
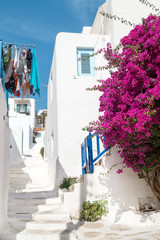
[77,48,95,76]
[17,104,29,114]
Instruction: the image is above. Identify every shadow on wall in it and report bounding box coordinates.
[1,126,11,232]
[59,166,87,240]
[29,125,33,148]
[10,130,23,166]
[98,147,160,224]
[55,158,68,187]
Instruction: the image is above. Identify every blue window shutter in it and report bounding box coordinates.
[77,48,95,76]
[77,50,81,76]
[17,104,20,112]
[25,104,27,113]
[81,54,90,74]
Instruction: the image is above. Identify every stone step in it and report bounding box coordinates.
[0,231,17,240]
[8,210,69,222]
[8,219,30,231]
[8,197,61,206]
[8,213,33,221]
[33,211,70,221]
[23,156,44,161]
[9,167,49,184]
[9,178,31,183]
[9,164,47,174]
[8,210,69,223]
[9,179,50,188]
[16,229,77,240]
[9,184,52,194]
[8,203,60,214]
[9,177,30,182]
[26,220,75,231]
[9,189,58,199]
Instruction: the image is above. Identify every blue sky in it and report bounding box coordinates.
[1,0,105,111]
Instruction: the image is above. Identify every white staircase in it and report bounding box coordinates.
[1,144,78,240]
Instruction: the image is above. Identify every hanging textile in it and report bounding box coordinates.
[1,42,40,98]
[3,44,12,72]
[30,48,40,96]
[15,46,23,92]
[0,40,3,79]
[4,45,12,84]
[0,40,5,90]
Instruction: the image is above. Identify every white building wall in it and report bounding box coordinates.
[46,0,160,214]
[61,148,160,224]
[46,32,110,186]
[9,98,36,165]
[85,0,160,213]
[91,0,159,47]
[46,46,59,187]
[0,79,10,233]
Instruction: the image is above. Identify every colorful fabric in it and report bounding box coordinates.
[1,43,40,98]
[3,44,12,72]
[30,48,40,96]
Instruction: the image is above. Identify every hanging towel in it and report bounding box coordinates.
[22,47,27,81]
[14,46,18,69]
[3,44,12,72]
[27,49,32,72]
[30,48,40,96]
[4,55,12,83]
[0,40,5,89]
[16,46,23,91]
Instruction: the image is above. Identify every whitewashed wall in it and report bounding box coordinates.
[86,0,160,216]
[0,79,10,233]
[46,31,110,186]
[46,0,160,215]
[61,148,160,225]
[91,0,160,47]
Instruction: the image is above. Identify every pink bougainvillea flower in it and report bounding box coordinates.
[117,169,123,174]
[88,14,160,175]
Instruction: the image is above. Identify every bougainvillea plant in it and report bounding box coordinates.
[87,14,160,203]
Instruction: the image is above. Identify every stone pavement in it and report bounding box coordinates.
[73,220,160,240]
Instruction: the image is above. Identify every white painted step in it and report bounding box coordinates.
[8,197,61,205]
[8,213,33,221]
[9,189,58,199]
[26,219,75,231]
[9,178,50,187]
[8,210,69,223]
[33,211,70,221]
[9,182,52,193]
[9,163,47,174]
[8,203,60,213]
[16,229,77,240]
[0,230,17,240]
[8,220,28,231]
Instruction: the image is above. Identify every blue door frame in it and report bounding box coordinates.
[81,132,110,175]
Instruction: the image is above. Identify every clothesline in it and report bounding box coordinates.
[3,42,36,48]
[1,41,40,98]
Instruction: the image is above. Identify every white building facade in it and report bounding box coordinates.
[45,0,160,220]
[91,0,159,47]
[8,98,36,165]
[0,79,10,233]
[46,29,110,186]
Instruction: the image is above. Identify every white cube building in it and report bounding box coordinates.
[8,98,36,165]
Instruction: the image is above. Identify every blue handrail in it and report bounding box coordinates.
[81,132,110,175]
